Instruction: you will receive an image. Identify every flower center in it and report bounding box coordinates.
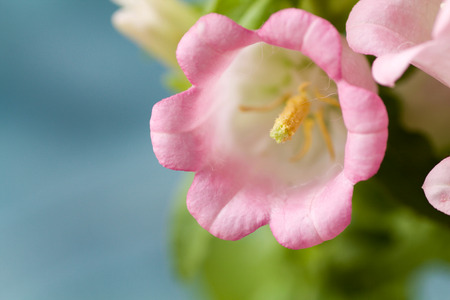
[217,42,346,185]
[238,81,339,162]
[269,82,312,144]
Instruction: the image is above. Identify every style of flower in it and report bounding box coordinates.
[346,0,450,87]
[423,157,450,215]
[150,9,388,249]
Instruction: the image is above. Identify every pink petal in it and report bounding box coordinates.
[423,157,450,215]
[372,44,427,87]
[346,0,440,56]
[338,82,388,134]
[310,173,353,241]
[258,8,342,80]
[270,173,353,249]
[269,188,323,249]
[187,162,270,240]
[150,88,214,171]
[176,13,260,85]
[340,37,378,93]
[151,88,208,133]
[410,38,450,87]
[433,0,450,38]
[150,129,209,171]
[373,39,450,87]
[337,81,388,182]
[344,131,388,183]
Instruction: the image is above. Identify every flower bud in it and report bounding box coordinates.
[112,0,200,68]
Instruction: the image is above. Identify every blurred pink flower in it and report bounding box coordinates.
[347,0,450,87]
[347,0,450,216]
[151,9,388,249]
[423,157,450,215]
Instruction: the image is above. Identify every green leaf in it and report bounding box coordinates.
[238,0,276,29]
[164,70,192,92]
[205,0,295,29]
[298,0,359,32]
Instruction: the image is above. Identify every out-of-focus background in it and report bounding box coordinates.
[1,1,450,300]
[1,1,189,299]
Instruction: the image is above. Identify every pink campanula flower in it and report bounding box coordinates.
[423,157,450,214]
[346,0,450,88]
[150,9,388,249]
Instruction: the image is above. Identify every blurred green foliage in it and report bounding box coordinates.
[202,0,359,31]
[377,88,450,229]
[171,172,450,299]
[204,0,296,29]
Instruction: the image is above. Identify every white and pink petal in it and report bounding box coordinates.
[346,0,441,56]
[423,157,450,215]
[151,9,388,249]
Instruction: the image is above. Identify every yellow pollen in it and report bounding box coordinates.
[238,81,339,162]
[269,82,311,143]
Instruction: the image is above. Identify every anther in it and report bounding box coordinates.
[269,83,311,143]
[238,81,339,162]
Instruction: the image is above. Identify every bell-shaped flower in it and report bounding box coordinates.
[423,157,450,215]
[150,9,388,249]
[346,0,450,87]
[112,0,199,68]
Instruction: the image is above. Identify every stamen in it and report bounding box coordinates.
[238,81,339,162]
[291,118,314,161]
[239,93,290,112]
[270,83,311,143]
[315,90,340,107]
[314,107,335,160]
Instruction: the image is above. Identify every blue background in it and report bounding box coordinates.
[1,1,187,299]
[1,1,449,299]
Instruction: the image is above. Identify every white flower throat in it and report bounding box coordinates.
[219,42,346,184]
